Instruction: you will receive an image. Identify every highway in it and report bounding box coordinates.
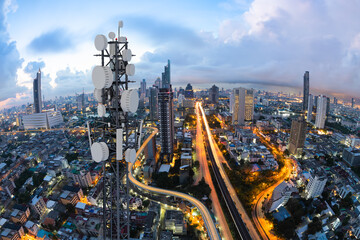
[195,103,233,240]
[128,127,221,240]
[198,102,261,240]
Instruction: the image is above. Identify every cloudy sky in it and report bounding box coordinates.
[1,0,360,108]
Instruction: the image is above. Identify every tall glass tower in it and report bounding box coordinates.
[33,69,42,113]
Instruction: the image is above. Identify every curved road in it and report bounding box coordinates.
[128,127,221,240]
[251,128,294,240]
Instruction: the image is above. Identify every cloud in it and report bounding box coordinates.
[125,16,204,48]
[24,60,45,74]
[132,0,360,97]
[28,28,73,53]
[44,67,92,98]
[0,0,25,102]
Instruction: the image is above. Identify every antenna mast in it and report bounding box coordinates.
[89,21,139,240]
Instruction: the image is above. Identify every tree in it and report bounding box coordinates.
[273,217,296,239]
[33,172,46,187]
[307,217,322,235]
[340,193,353,209]
[284,149,290,157]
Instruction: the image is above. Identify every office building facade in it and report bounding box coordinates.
[149,87,158,121]
[209,85,219,103]
[158,60,174,159]
[315,95,327,129]
[307,94,313,122]
[232,87,254,125]
[288,117,307,157]
[184,83,194,99]
[305,175,327,199]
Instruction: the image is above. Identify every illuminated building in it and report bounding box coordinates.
[159,60,174,160]
[232,87,254,125]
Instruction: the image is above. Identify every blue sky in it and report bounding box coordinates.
[1,0,360,108]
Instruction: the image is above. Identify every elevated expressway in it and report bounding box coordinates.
[198,102,261,240]
[128,127,221,240]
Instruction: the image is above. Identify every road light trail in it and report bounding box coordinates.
[128,127,221,240]
[195,103,233,240]
[198,102,261,240]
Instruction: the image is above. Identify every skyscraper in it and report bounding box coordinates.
[352,98,355,108]
[159,88,174,158]
[326,97,330,116]
[154,77,161,89]
[140,79,146,98]
[315,95,327,129]
[149,87,158,121]
[232,87,254,125]
[33,69,42,113]
[184,83,194,99]
[161,60,171,89]
[334,97,338,105]
[288,117,307,157]
[159,61,174,160]
[303,71,309,112]
[209,85,219,103]
[306,94,313,122]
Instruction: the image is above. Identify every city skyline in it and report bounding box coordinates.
[1,0,360,109]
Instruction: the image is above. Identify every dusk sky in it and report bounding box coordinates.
[1,0,360,108]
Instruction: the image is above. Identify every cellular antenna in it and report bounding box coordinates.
[89,21,139,240]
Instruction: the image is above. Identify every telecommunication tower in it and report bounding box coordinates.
[88,21,139,240]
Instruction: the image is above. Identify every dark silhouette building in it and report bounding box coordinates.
[33,69,42,113]
[303,71,309,112]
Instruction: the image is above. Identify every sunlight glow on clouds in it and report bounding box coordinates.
[0,0,360,108]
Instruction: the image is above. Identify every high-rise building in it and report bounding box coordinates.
[303,71,309,112]
[140,79,146,98]
[334,97,338,105]
[229,92,234,113]
[184,83,194,99]
[159,60,174,159]
[232,87,254,125]
[315,95,327,129]
[154,77,161,89]
[306,94,313,122]
[314,95,319,112]
[162,60,171,89]
[158,88,174,158]
[305,175,327,199]
[326,97,330,116]
[209,85,219,103]
[33,69,42,113]
[149,87,158,121]
[288,117,307,157]
[352,98,355,108]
